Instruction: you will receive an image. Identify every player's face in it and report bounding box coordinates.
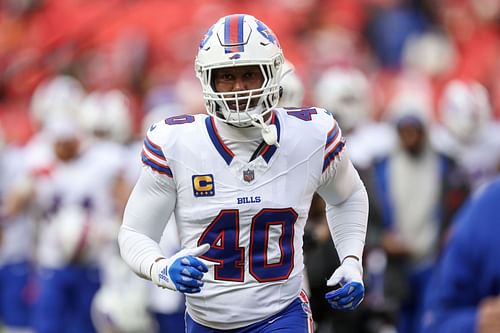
[54,137,80,162]
[212,65,264,110]
[398,124,425,156]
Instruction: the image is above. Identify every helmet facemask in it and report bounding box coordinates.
[199,61,282,128]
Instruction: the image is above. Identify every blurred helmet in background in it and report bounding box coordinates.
[30,75,86,128]
[79,90,132,143]
[313,67,371,132]
[278,60,304,107]
[195,14,285,127]
[386,87,433,128]
[142,103,185,135]
[91,282,156,333]
[439,80,491,143]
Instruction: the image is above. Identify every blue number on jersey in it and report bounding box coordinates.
[250,208,298,282]
[285,107,317,121]
[198,208,298,282]
[199,210,245,281]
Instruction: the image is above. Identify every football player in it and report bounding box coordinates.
[431,79,500,191]
[8,116,126,333]
[0,129,35,333]
[119,14,369,333]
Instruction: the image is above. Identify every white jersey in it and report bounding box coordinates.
[142,107,345,328]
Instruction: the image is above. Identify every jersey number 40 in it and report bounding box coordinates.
[198,208,298,283]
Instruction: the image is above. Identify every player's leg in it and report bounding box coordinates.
[32,267,67,333]
[261,290,314,333]
[185,291,313,333]
[72,265,101,333]
[154,311,186,333]
[185,313,218,333]
[0,261,33,332]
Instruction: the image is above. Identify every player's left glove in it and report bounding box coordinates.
[325,256,364,311]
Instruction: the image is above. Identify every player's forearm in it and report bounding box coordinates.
[317,154,369,262]
[325,185,368,262]
[118,167,177,279]
[118,225,164,279]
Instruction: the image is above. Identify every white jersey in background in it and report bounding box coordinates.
[430,122,500,190]
[31,141,125,268]
[0,146,34,265]
[120,107,368,329]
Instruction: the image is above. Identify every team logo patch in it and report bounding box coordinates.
[192,174,215,197]
[243,169,255,183]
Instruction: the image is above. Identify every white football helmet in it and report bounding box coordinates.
[278,60,305,107]
[30,75,86,128]
[439,79,491,143]
[195,14,285,128]
[313,67,371,132]
[91,285,156,333]
[79,90,132,143]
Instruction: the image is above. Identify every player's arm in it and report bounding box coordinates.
[118,125,208,293]
[421,191,495,333]
[2,174,35,218]
[317,139,369,310]
[118,166,209,293]
[317,150,368,263]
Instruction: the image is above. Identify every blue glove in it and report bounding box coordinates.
[325,257,365,310]
[151,244,209,293]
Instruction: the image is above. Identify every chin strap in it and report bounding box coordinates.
[251,114,280,148]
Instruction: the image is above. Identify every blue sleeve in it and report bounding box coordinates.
[421,215,479,332]
[373,158,394,230]
[421,180,500,333]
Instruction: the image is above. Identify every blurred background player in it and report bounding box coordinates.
[6,112,128,333]
[313,66,394,172]
[370,91,469,333]
[278,60,305,108]
[431,79,500,191]
[0,128,35,333]
[420,176,500,333]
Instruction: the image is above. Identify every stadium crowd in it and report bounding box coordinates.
[1,0,500,332]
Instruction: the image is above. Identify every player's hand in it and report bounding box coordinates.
[150,244,210,293]
[325,257,364,311]
[478,296,500,333]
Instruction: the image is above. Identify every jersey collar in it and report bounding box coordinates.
[205,112,281,166]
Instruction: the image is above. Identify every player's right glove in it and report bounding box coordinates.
[150,243,209,294]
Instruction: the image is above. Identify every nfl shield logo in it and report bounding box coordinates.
[243,169,255,182]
